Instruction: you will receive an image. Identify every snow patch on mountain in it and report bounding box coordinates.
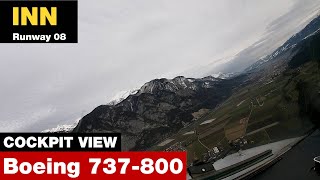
[303,27,320,40]
[108,89,139,105]
[42,118,80,133]
[211,72,235,79]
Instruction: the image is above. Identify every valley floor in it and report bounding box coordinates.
[151,61,319,167]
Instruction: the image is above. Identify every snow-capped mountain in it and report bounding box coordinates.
[42,119,80,133]
[245,15,320,72]
[108,89,139,105]
[73,75,249,150]
[107,75,224,106]
[136,76,226,95]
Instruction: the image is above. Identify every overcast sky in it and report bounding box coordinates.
[0,0,319,132]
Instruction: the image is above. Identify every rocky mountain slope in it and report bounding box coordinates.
[73,75,248,150]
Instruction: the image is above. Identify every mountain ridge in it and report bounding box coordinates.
[245,15,320,72]
[73,75,249,150]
